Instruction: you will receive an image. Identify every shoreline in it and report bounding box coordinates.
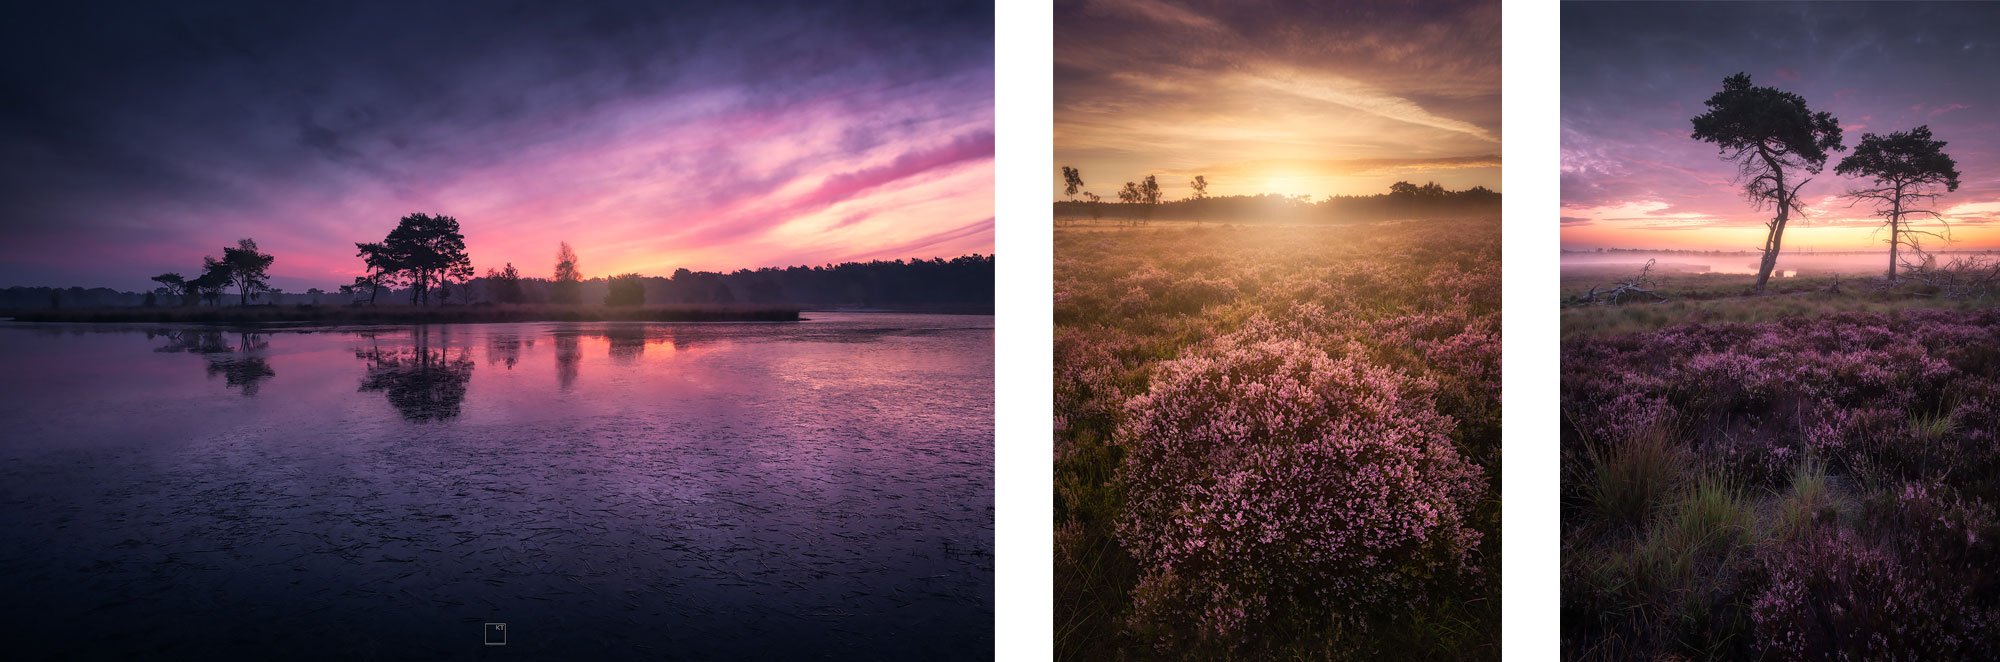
[0,303,804,326]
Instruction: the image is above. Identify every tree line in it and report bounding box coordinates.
[1056,167,1500,225]
[0,211,994,310]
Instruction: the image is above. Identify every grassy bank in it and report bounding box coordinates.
[2,303,801,325]
[1561,271,1996,339]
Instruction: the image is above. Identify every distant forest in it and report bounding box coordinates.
[0,256,995,311]
[1053,180,1500,223]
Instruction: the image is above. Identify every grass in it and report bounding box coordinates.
[2,303,802,325]
[1772,457,1842,541]
[1560,271,1993,339]
[1585,421,1687,532]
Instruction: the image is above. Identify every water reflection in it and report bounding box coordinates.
[554,328,581,390]
[355,329,475,422]
[486,334,531,370]
[0,314,994,659]
[604,325,647,365]
[147,329,275,396]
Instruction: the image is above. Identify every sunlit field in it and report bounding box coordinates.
[1054,218,1500,659]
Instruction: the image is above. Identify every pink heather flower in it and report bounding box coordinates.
[1115,329,1486,646]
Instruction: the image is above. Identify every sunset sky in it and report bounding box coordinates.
[1053,0,1500,202]
[1564,1,2000,252]
[0,1,992,292]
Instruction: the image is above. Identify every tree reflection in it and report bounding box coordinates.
[554,327,581,391]
[487,334,530,370]
[603,325,647,365]
[356,329,475,422]
[148,329,276,396]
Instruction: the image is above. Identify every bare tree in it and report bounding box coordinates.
[1834,125,1961,282]
[1690,73,1844,293]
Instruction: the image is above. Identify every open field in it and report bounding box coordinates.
[3,303,802,325]
[1560,270,1996,340]
[1562,262,2000,657]
[1562,307,2000,658]
[1055,218,1500,659]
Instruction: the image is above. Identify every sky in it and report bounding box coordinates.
[0,1,993,292]
[1053,0,1501,202]
[1564,1,2000,252]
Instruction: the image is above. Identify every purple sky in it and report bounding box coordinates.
[0,1,992,292]
[1563,1,2000,251]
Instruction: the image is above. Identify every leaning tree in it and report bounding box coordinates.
[1835,125,1960,282]
[1690,73,1844,293]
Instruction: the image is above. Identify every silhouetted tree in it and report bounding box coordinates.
[221,238,275,306]
[1117,175,1164,226]
[1061,166,1087,226]
[1691,73,1844,293]
[605,273,644,306]
[363,213,472,306]
[193,257,232,306]
[348,273,384,305]
[485,262,524,303]
[552,241,582,304]
[151,273,189,306]
[1835,125,1961,282]
[306,287,324,304]
[1186,175,1211,224]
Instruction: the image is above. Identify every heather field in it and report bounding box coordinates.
[1562,287,2000,657]
[1054,218,1501,659]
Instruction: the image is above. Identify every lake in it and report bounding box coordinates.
[0,313,993,659]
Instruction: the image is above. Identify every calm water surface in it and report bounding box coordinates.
[0,313,993,659]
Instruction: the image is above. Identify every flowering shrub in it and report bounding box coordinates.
[1054,220,1501,657]
[1565,308,2000,658]
[1752,528,1986,659]
[1564,310,1999,486]
[1115,330,1485,646]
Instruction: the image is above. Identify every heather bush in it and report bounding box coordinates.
[1751,528,1988,658]
[1565,309,2000,659]
[1115,330,1485,648]
[1056,220,1500,658]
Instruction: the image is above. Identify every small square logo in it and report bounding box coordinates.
[483,623,507,646]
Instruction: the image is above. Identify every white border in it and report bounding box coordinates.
[1502,0,1560,659]
[994,1,1056,660]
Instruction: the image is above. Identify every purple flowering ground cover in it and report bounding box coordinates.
[1054,219,1501,659]
[1562,303,2000,659]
